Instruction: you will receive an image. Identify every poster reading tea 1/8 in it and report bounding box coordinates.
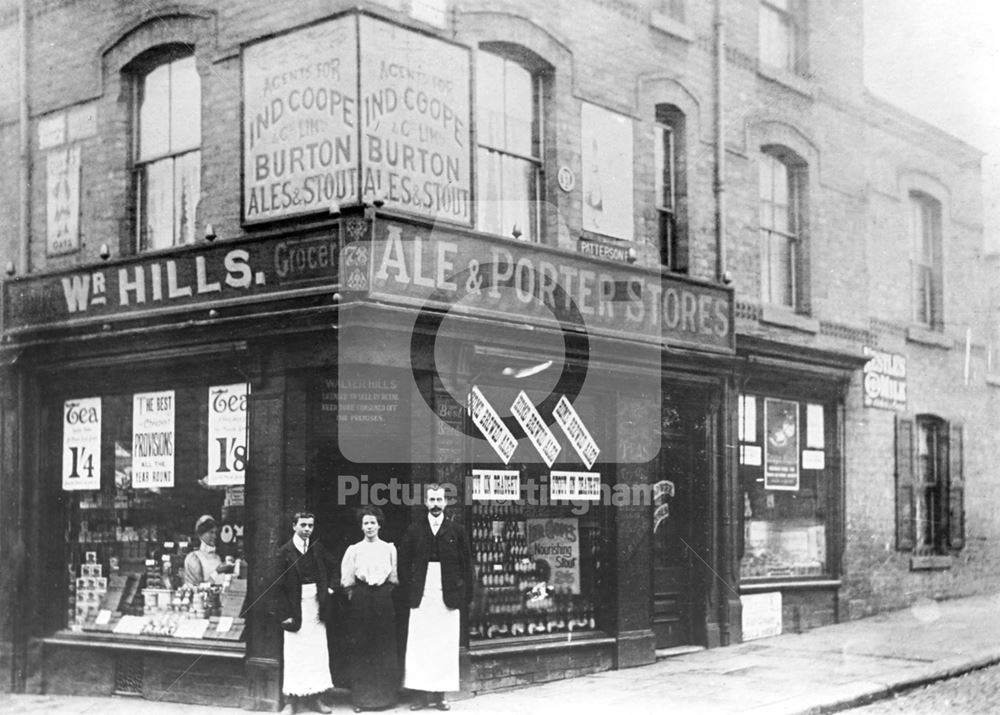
[358,16,472,225]
[132,390,175,489]
[242,16,359,222]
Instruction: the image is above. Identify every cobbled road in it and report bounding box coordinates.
[842,663,1000,714]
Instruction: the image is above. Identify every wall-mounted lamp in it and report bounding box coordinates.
[329,200,342,216]
[511,224,522,240]
[332,292,342,304]
[371,194,386,209]
[626,247,637,264]
[99,243,110,261]
[4,261,15,277]
[204,223,217,242]
[722,270,733,285]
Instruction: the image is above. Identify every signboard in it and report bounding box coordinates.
[578,237,631,263]
[763,398,799,490]
[527,517,581,594]
[47,146,81,255]
[468,386,517,464]
[242,16,359,222]
[581,102,634,240]
[511,391,561,467]
[206,384,248,486]
[549,471,600,501]
[862,347,907,410]
[367,220,734,352]
[337,364,410,462]
[470,469,521,500]
[132,391,175,489]
[63,397,101,491]
[358,16,472,224]
[554,396,600,469]
[741,592,783,641]
[4,231,339,334]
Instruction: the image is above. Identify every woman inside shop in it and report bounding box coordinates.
[184,514,235,586]
[341,507,400,712]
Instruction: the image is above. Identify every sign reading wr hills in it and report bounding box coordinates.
[3,234,339,332]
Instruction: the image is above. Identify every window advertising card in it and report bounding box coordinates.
[132,391,175,489]
[206,383,249,486]
[62,397,101,490]
[764,398,799,490]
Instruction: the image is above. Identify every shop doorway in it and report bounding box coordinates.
[651,433,695,648]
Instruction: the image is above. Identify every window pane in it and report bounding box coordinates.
[139,64,171,160]
[476,52,505,149]
[766,232,794,306]
[503,155,535,241]
[174,151,201,246]
[655,125,675,210]
[141,158,175,251]
[476,148,503,235]
[170,56,201,153]
[504,61,534,156]
[760,5,791,69]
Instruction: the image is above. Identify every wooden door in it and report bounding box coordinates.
[651,435,694,648]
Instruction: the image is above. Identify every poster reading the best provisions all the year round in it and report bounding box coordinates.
[132,391,175,489]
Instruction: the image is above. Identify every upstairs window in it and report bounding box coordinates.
[759,149,803,308]
[134,53,201,252]
[759,0,804,74]
[910,192,943,329]
[476,49,543,242]
[654,104,686,271]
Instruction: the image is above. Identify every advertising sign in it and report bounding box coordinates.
[471,469,521,500]
[243,15,359,222]
[581,102,634,240]
[469,386,517,464]
[862,347,907,410]
[358,16,472,224]
[741,592,783,641]
[511,391,561,467]
[764,398,799,490]
[47,146,81,256]
[549,471,601,501]
[132,391,175,489]
[206,384,248,486]
[63,397,101,491]
[527,517,581,594]
[554,396,600,469]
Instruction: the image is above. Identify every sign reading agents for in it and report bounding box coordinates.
[527,517,581,594]
[132,391,175,489]
[63,397,101,490]
[863,347,907,410]
[471,469,521,500]
[207,384,248,486]
[764,398,799,491]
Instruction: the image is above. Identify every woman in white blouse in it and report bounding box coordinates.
[341,506,400,712]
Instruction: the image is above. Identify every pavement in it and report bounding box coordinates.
[3,591,1000,715]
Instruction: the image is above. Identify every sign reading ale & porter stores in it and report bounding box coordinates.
[242,13,471,225]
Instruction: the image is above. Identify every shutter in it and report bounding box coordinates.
[894,416,915,551]
[948,422,965,550]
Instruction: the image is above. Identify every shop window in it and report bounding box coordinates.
[739,395,830,579]
[759,0,806,74]
[895,415,964,555]
[655,104,687,271]
[476,47,544,242]
[910,192,944,329]
[59,384,248,640]
[759,148,805,309]
[133,51,201,252]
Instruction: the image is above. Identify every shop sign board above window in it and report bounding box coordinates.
[862,346,907,410]
[63,397,102,491]
[242,12,472,225]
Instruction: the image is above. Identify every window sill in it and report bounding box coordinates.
[469,631,614,657]
[650,12,694,43]
[43,629,245,658]
[910,554,953,571]
[986,374,1000,388]
[741,579,840,592]
[757,63,816,99]
[906,325,952,350]
[759,305,820,334]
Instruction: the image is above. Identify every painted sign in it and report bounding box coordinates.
[862,347,907,410]
[243,15,359,222]
[527,517,581,594]
[47,146,81,255]
[511,391,561,467]
[578,238,631,263]
[741,592,783,641]
[3,231,339,333]
[358,16,471,224]
[132,391,175,489]
[764,398,799,490]
[206,384,248,486]
[468,386,517,464]
[554,396,600,469]
[549,471,600,501]
[63,397,101,491]
[470,469,521,500]
[366,220,733,351]
[336,364,410,462]
[581,102,634,240]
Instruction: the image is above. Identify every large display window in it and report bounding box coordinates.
[58,382,249,641]
[738,394,831,579]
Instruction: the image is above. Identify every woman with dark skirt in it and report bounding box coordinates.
[341,507,400,712]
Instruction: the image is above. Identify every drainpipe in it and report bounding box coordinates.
[18,0,30,275]
[714,0,726,283]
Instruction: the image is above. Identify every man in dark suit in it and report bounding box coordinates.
[398,484,473,711]
[273,511,335,715]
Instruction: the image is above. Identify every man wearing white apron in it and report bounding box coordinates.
[399,485,474,711]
